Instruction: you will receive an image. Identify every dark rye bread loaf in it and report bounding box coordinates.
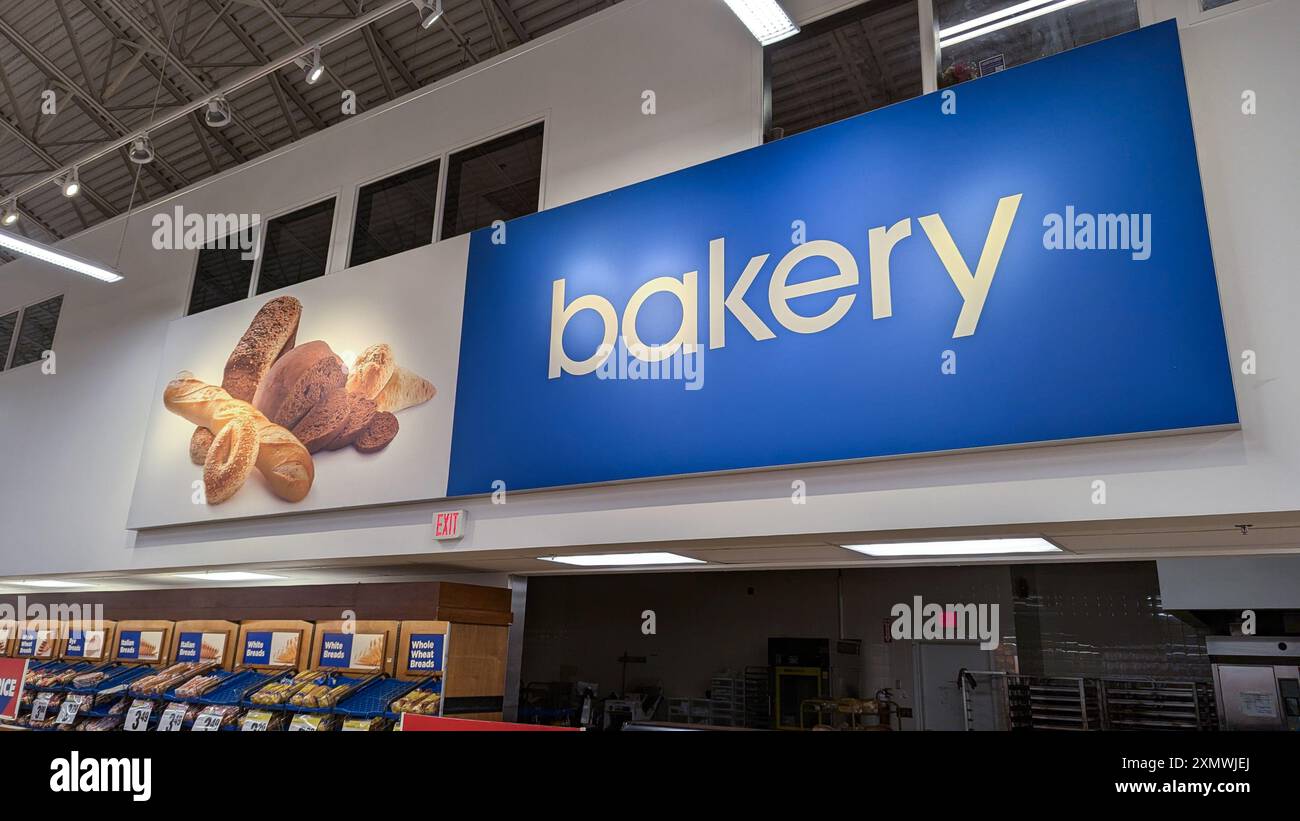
[253,340,346,428]
[355,411,399,454]
[291,388,352,453]
[222,296,301,402]
[326,394,377,451]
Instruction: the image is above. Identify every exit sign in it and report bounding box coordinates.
[434,510,467,541]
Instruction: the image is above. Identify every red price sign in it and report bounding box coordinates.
[0,658,29,721]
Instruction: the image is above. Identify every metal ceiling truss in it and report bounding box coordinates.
[0,0,622,262]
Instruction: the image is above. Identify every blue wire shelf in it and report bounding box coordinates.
[382,676,442,721]
[335,676,422,719]
[281,672,375,714]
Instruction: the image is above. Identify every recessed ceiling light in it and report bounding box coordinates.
[8,579,95,588]
[538,552,705,567]
[171,571,288,582]
[0,230,123,282]
[722,0,800,46]
[841,538,1062,557]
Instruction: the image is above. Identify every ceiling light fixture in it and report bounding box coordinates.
[0,230,123,282]
[722,0,800,46]
[127,134,154,165]
[60,167,80,198]
[170,571,288,582]
[303,47,324,85]
[938,0,1091,48]
[8,579,95,588]
[841,537,1063,558]
[204,96,232,128]
[1,201,18,226]
[538,552,706,567]
[413,0,444,29]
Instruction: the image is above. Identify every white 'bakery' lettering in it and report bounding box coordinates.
[548,193,1023,379]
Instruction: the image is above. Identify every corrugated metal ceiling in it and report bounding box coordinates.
[0,0,622,259]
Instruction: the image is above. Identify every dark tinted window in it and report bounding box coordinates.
[0,310,16,370]
[936,0,1139,83]
[10,295,62,368]
[187,239,255,315]
[256,198,336,294]
[350,159,441,267]
[441,123,544,239]
[766,0,921,140]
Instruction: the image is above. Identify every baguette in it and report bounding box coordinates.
[164,372,315,503]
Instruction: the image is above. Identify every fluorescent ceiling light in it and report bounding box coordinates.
[538,552,705,567]
[841,538,1062,557]
[9,579,94,588]
[171,571,287,582]
[723,0,800,46]
[939,0,1090,48]
[0,230,123,282]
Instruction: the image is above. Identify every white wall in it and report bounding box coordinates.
[2,0,1299,577]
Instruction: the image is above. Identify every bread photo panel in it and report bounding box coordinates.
[126,235,468,528]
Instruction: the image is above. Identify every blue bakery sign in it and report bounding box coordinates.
[447,22,1236,494]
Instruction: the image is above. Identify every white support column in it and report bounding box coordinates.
[918,0,940,93]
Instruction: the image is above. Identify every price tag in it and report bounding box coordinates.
[157,704,187,732]
[31,692,53,722]
[192,709,224,731]
[55,696,86,725]
[289,714,324,732]
[241,710,273,731]
[124,701,153,732]
[342,718,373,732]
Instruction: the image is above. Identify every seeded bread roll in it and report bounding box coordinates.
[292,388,352,454]
[189,427,215,466]
[355,411,399,454]
[326,394,377,451]
[203,415,260,504]
[223,296,301,402]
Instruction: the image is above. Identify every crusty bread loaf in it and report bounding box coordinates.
[374,366,435,413]
[223,296,301,402]
[346,344,395,401]
[252,340,345,428]
[355,411,399,454]
[203,415,260,504]
[292,388,352,454]
[164,373,315,503]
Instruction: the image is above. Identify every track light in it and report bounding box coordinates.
[414,0,444,29]
[303,47,324,85]
[1,202,18,226]
[204,96,231,128]
[128,134,154,165]
[61,168,80,198]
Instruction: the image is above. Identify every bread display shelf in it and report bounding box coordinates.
[169,620,239,669]
[0,620,15,657]
[60,620,116,663]
[13,621,60,661]
[234,619,314,671]
[111,620,175,666]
